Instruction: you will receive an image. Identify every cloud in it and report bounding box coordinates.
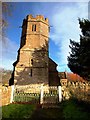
[1,37,19,70]
[50,2,88,71]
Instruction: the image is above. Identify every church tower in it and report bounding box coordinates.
[14,15,49,85]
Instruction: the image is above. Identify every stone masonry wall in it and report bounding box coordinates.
[61,79,90,102]
[0,85,11,106]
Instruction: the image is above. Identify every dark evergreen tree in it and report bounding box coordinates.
[68,19,90,81]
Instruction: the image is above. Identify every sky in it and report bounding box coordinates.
[1,1,89,72]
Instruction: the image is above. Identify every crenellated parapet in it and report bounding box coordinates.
[26,14,49,25]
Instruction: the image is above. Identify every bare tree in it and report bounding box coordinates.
[0,1,12,41]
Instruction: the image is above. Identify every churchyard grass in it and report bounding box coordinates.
[2,99,90,119]
[2,104,36,119]
[62,98,90,120]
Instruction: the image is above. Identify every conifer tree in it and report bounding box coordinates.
[68,19,90,81]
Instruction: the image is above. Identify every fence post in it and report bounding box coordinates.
[10,85,14,103]
[40,85,44,104]
[58,86,62,102]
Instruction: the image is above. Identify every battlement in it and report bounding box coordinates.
[26,14,49,24]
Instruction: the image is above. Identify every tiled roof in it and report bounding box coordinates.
[58,72,85,82]
[67,73,85,82]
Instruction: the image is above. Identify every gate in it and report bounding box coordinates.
[43,86,59,104]
[12,85,62,104]
[13,85,40,104]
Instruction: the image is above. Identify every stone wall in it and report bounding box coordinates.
[61,80,90,102]
[0,85,11,106]
[15,84,50,94]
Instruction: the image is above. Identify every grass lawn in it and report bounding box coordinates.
[2,104,36,119]
[62,99,90,120]
[2,99,90,120]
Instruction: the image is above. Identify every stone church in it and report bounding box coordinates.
[9,15,60,87]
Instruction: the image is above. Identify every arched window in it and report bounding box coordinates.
[31,59,33,65]
[32,24,36,31]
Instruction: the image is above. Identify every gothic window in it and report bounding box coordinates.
[32,24,36,31]
[31,59,33,65]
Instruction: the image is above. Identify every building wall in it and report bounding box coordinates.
[9,15,60,88]
[14,15,49,85]
[14,67,48,85]
[49,59,60,86]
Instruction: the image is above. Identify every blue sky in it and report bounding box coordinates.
[1,1,88,72]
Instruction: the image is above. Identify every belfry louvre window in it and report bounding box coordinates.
[32,24,36,31]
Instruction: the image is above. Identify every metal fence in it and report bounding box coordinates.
[13,85,62,104]
[14,92,40,103]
